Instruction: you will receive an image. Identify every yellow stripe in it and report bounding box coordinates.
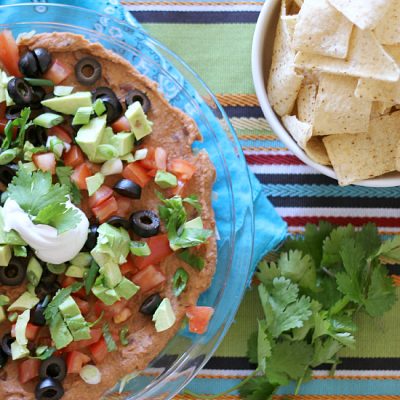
[238,134,277,140]
[242,146,289,151]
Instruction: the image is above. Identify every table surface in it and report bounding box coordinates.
[123,1,400,398]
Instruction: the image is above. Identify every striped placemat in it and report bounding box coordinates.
[123,1,400,397]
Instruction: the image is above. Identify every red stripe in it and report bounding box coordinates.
[245,154,303,165]
[284,216,400,228]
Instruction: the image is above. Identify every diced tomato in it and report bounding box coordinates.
[131,265,166,293]
[88,185,113,209]
[94,299,127,319]
[114,195,133,219]
[44,59,72,84]
[111,116,131,133]
[120,254,138,276]
[73,296,90,315]
[11,323,40,341]
[32,152,56,175]
[66,351,91,374]
[138,146,155,170]
[132,234,173,270]
[85,161,101,174]
[92,195,118,223]
[71,163,92,190]
[63,145,84,168]
[0,118,18,137]
[48,126,72,144]
[61,276,86,298]
[0,30,21,77]
[155,147,167,170]
[146,168,157,178]
[123,162,152,188]
[186,306,214,335]
[168,159,196,181]
[90,337,108,365]
[0,102,6,119]
[63,329,102,353]
[18,359,40,384]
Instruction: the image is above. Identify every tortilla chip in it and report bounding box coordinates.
[282,115,330,165]
[313,73,371,135]
[282,15,297,42]
[327,0,393,30]
[374,1,400,45]
[294,27,400,82]
[297,83,317,124]
[294,0,304,6]
[395,145,400,171]
[267,17,304,116]
[323,112,400,185]
[293,0,353,59]
[370,101,395,119]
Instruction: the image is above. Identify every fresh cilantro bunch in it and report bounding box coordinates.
[7,167,81,234]
[186,222,398,400]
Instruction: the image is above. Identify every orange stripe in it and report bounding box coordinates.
[238,134,277,140]
[215,94,260,107]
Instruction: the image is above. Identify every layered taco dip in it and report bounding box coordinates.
[0,30,216,400]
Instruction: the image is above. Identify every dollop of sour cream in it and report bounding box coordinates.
[3,198,89,264]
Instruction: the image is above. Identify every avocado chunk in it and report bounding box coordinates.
[71,252,92,268]
[8,291,40,312]
[0,306,5,323]
[75,115,106,161]
[72,106,93,126]
[110,132,135,156]
[155,170,178,189]
[102,263,123,289]
[91,144,119,163]
[33,113,64,128]
[92,284,120,306]
[26,256,43,287]
[0,244,11,267]
[152,298,176,332]
[115,277,140,300]
[65,264,87,278]
[125,102,153,140]
[41,91,92,115]
[49,312,73,349]
[86,172,105,197]
[11,341,30,360]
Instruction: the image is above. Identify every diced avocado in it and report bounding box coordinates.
[65,264,87,278]
[0,294,9,306]
[8,312,18,323]
[152,298,176,332]
[34,113,64,128]
[92,285,120,306]
[155,170,178,189]
[58,295,81,318]
[75,115,106,161]
[115,277,139,300]
[125,102,153,140]
[53,86,74,97]
[0,306,5,323]
[59,296,91,341]
[101,158,123,176]
[72,106,93,126]
[71,252,92,268]
[26,283,36,295]
[86,172,105,196]
[41,91,92,115]
[11,341,30,360]
[101,127,114,144]
[120,153,134,163]
[8,291,40,312]
[130,241,151,257]
[110,132,135,156]
[184,217,204,230]
[47,136,65,158]
[102,263,123,289]
[49,312,73,349]
[26,256,43,287]
[93,98,106,116]
[0,244,11,266]
[16,309,30,345]
[92,144,118,163]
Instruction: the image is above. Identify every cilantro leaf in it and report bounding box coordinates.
[311,337,343,367]
[377,235,400,264]
[102,322,117,352]
[257,320,272,373]
[355,223,381,260]
[256,260,280,286]
[56,166,81,205]
[183,194,202,212]
[31,346,56,360]
[14,107,32,148]
[1,120,14,150]
[239,377,277,400]
[246,332,258,365]
[322,225,355,269]
[35,202,81,234]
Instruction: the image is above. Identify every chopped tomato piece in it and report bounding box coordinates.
[73,296,90,315]
[132,234,173,270]
[155,147,167,170]
[32,152,56,175]
[90,336,108,364]
[44,59,72,84]
[0,118,18,137]
[123,162,152,188]
[92,195,118,223]
[111,116,131,133]
[66,351,91,374]
[88,185,113,209]
[63,145,84,168]
[0,30,21,77]
[138,146,155,170]
[132,264,166,293]
[168,159,196,181]
[0,102,6,119]
[120,254,138,276]
[48,126,72,144]
[186,306,214,335]
[18,359,40,384]
[146,168,157,178]
[71,163,92,190]
[94,299,127,319]
[63,329,102,353]
[114,195,133,219]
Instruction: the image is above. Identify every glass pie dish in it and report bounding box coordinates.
[0,3,255,399]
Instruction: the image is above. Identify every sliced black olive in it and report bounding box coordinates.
[0,164,18,185]
[0,257,27,286]
[129,210,160,238]
[139,293,162,315]
[5,105,22,120]
[105,216,130,230]
[25,125,47,147]
[83,224,99,251]
[35,377,64,400]
[33,48,52,74]
[39,356,67,382]
[0,348,8,369]
[75,57,102,86]
[7,78,33,106]
[31,86,47,109]
[113,179,141,199]
[35,281,60,299]
[40,270,58,287]
[125,89,151,114]
[31,296,50,326]
[92,87,122,124]
[19,51,40,78]
[1,334,13,356]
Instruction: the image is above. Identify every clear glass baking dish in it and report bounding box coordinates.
[0,3,255,399]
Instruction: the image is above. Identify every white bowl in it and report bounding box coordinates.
[251,0,400,188]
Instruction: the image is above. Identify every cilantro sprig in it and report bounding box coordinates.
[185,222,397,400]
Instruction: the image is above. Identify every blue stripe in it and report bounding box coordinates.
[132,11,260,23]
[257,174,339,186]
[224,106,264,118]
[241,139,287,148]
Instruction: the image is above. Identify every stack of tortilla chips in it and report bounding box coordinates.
[267,0,400,185]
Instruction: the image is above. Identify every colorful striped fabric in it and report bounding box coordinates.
[123,1,400,397]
